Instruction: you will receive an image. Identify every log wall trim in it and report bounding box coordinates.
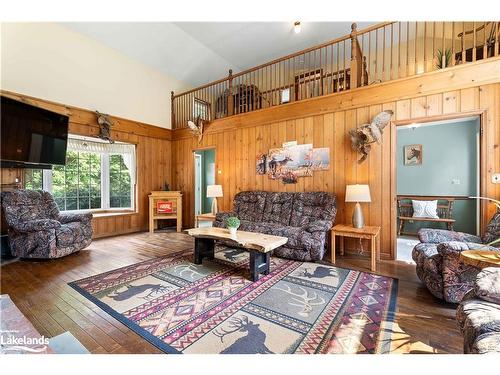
[0,90,173,238]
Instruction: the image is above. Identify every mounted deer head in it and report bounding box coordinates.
[187,115,205,143]
[95,110,115,143]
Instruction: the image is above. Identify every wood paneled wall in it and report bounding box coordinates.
[0,91,173,238]
[171,59,500,259]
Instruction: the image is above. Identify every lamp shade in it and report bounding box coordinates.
[207,185,223,198]
[345,184,371,203]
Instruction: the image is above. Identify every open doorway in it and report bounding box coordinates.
[395,116,481,262]
[194,148,216,226]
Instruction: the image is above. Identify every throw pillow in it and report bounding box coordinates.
[412,200,439,219]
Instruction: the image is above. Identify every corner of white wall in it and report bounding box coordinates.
[0,22,190,129]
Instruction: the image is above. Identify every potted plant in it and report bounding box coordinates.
[436,48,452,69]
[226,216,240,235]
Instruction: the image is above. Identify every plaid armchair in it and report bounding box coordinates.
[1,190,93,259]
[412,210,500,303]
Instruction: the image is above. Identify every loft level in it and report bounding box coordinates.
[171,21,500,130]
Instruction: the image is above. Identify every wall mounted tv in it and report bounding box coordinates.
[1,96,69,169]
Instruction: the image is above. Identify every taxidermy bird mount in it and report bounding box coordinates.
[187,115,205,143]
[349,110,393,163]
[95,111,115,143]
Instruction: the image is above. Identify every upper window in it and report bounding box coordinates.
[25,135,136,212]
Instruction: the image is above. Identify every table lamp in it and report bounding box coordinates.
[207,185,223,214]
[345,184,371,228]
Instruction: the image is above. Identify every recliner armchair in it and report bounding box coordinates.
[412,210,500,303]
[1,189,93,259]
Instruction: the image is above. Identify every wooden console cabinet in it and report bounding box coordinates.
[148,191,183,233]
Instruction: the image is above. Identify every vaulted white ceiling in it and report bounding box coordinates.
[62,22,375,90]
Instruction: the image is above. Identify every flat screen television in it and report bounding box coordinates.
[1,96,69,169]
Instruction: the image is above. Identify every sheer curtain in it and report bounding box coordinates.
[67,137,136,185]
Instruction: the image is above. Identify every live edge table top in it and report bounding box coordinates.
[186,227,288,253]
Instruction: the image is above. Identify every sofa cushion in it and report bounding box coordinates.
[237,220,319,251]
[289,192,336,227]
[475,267,500,304]
[263,192,294,225]
[457,297,500,353]
[473,332,500,354]
[234,191,267,222]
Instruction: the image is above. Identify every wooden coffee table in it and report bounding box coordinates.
[460,250,500,269]
[186,227,288,281]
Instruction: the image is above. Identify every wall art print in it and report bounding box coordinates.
[404,144,423,165]
[258,143,330,184]
[311,148,330,171]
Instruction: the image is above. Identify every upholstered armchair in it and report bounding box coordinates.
[412,210,500,303]
[456,267,500,353]
[1,190,93,259]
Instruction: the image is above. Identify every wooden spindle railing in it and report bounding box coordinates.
[171,21,499,129]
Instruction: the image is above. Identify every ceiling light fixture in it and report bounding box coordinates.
[294,21,301,34]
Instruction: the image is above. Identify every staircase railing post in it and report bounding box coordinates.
[227,69,234,116]
[350,23,360,89]
[171,91,175,129]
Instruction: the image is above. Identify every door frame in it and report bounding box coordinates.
[390,110,486,260]
[192,147,217,226]
[194,153,202,216]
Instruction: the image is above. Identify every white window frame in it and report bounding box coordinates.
[40,137,136,213]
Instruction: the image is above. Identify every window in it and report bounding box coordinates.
[25,136,136,212]
[24,169,43,190]
[51,151,102,211]
[109,154,132,208]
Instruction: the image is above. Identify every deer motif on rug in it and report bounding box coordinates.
[106,283,172,301]
[299,266,338,279]
[173,264,203,279]
[212,315,273,354]
[223,249,246,262]
[274,284,326,318]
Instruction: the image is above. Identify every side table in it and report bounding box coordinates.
[331,224,381,271]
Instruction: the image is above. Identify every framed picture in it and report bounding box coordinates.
[404,144,423,165]
[280,88,290,104]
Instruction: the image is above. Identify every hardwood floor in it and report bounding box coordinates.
[0,231,463,354]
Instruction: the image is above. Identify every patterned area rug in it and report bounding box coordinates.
[69,248,398,354]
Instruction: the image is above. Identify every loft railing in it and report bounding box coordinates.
[171,21,499,130]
